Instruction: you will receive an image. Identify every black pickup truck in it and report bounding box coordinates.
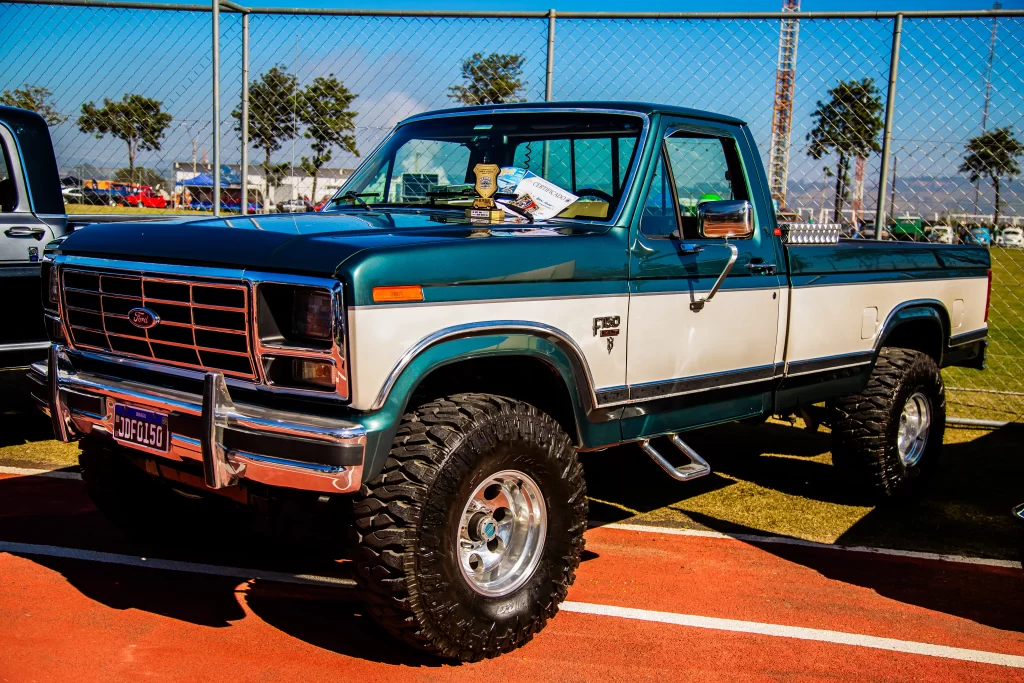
[0,106,71,370]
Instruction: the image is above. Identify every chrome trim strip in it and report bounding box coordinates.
[0,340,50,353]
[949,327,988,347]
[628,364,778,402]
[791,275,989,289]
[784,351,874,377]
[352,292,629,309]
[372,320,602,411]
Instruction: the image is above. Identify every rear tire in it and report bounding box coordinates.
[351,393,586,661]
[832,348,945,500]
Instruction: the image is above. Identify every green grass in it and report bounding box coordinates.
[945,248,1024,421]
[65,203,212,216]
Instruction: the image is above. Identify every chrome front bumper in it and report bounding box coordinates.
[31,345,366,495]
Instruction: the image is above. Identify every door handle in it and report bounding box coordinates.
[690,244,739,312]
[677,242,704,255]
[5,226,46,240]
[745,261,777,275]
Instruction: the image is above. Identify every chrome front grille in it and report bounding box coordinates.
[61,268,256,379]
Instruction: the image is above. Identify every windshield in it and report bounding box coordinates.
[324,111,644,222]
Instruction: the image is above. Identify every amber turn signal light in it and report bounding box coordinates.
[373,285,423,303]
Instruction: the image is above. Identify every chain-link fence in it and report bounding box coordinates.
[2,1,1022,422]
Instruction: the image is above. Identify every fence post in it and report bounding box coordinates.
[241,11,249,215]
[873,13,902,239]
[543,8,556,177]
[212,0,221,217]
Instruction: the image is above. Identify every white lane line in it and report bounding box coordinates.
[561,601,1024,669]
[0,465,81,480]
[3,540,1021,668]
[3,467,1017,569]
[596,522,1022,569]
[0,541,357,589]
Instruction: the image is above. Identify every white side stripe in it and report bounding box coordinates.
[598,522,1022,569]
[0,541,357,588]
[0,465,82,480]
[561,601,1024,669]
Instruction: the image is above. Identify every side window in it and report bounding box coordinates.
[0,136,16,213]
[641,130,749,239]
[639,153,677,238]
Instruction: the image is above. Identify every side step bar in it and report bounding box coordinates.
[639,434,711,482]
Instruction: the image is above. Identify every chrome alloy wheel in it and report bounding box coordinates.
[457,470,547,598]
[898,391,932,467]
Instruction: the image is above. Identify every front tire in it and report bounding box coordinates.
[832,348,946,500]
[351,394,586,661]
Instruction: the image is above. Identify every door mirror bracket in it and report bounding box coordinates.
[690,243,739,312]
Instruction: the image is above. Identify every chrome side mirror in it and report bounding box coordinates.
[698,200,754,239]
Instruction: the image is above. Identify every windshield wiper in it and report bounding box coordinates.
[331,191,377,210]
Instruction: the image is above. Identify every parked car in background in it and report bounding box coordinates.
[996,227,1023,248]
[928,225,955,244]
[62,187,108,206]
[966,226,992,246]
[117,187,167,209]
[276,198,310,213]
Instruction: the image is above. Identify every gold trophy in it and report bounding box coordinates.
[467,163,504,223]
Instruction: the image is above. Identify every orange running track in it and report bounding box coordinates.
[1,472,1022,681]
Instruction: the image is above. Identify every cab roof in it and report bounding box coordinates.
[403,101,746,126]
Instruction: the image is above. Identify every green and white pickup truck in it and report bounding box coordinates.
[31,102,990,660]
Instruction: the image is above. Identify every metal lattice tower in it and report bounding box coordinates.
[768,0,800,208]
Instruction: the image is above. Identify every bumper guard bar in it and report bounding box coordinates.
[38,345,366,494]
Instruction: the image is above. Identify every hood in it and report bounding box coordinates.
[56,211,626,292]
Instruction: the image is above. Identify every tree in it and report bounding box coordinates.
[0,84,67,126]
[113,166,167,192]
[232,66,299,210]
[806,78,883,223]
[78,94,172,187]
[959,127,1023,226]
[263,161,290,204]
[448,53,527,106]
[297,75,358,201]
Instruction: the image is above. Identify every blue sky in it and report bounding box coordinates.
[1,0,1021,214]
[242,0,1022,10]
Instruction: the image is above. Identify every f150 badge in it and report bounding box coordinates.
[593,316,620,353]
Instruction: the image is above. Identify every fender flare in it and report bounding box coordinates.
[370,320,607,434]
[874,299,950,359]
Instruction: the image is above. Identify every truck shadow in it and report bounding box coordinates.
[0,373,56,449]
[584,422,1024,634]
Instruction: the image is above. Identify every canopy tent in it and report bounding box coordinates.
[177,165,242,188]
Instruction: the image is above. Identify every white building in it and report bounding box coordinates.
[173,162,354,204]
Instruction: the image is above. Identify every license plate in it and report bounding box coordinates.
[113,404,170,453]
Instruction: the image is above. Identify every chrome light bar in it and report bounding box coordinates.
[780,223,843,245]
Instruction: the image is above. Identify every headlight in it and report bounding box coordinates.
[255,281,347,398]
[291,288,332,342]
[258,283,334,349]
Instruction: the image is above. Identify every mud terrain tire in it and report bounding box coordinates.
[832,347,946,500]
[351,393,586,661]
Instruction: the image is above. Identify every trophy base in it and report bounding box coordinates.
[466,207,505,223]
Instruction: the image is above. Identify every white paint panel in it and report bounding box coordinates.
[626,287,780,386]
[787,278,988,364]
[347,296,629,410]
[774,288,789,365]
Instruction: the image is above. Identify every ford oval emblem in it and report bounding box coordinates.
[128,307,160,329]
